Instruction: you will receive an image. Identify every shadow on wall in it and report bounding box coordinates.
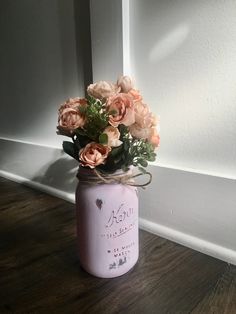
[0,138,78,195]
[73,0,93,89]
[56,0,92,95]
[32,156,78,194]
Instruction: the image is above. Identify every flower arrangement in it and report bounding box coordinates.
[57,76,159,174]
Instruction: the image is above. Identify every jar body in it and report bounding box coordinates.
[76,169,139,278]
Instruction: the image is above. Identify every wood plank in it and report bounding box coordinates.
[0,177,235,313]
[192,264,236,313]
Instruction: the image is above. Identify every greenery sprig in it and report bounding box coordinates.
[76,96,109,141]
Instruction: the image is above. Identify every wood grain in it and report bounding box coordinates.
[0,177,235,314]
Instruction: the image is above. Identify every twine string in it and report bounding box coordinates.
[77,168,152,189]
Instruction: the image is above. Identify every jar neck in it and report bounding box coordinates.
[77,166,134,186]
[78,166,133,178]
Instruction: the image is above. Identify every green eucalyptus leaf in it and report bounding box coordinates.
[121,165,129,172]
[62,141,77,160]
[139,159,148,167]
[110,145,123,157]
[99,133,108,145]
[148,155,156,162]
[113,153,123,164]
[87,95,97,104]
[123,141,129,151]
[75,128,86,136]
[74,138,81,151]
[119,124,129,137]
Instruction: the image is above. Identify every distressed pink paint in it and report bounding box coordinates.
[76,168,139,278]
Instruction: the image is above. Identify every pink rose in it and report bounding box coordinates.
[87,81,120,100]
[128,89,142,103]
[134,101,156,128]
[58,98,87,134]
[79,142,111,168]
[103,126,122,147]
[106,93,135,127]
[117,75,133,93]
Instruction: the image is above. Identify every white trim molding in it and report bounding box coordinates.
[153,161,236,181]
[90,0,123,81]
[0,169,75,204]
[122,0,131,75]
[0,136,62,150]
[140,218,236,265]
[90,0,131,80]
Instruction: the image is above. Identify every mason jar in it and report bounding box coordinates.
[75,167,139,278]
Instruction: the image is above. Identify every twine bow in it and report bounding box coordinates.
[77,168,152,189]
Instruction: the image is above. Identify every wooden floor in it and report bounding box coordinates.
[0,177,236,314]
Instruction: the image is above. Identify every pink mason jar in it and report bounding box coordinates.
[76,167,139,278]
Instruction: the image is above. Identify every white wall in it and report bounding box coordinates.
[0,0,90,148]
[130,0,236,178]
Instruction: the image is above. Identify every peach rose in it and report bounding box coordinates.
[103,126,122,147]
[87,81,120,100]
[129,124,160,148]
[129,123,151,140]
[58,98,87,134]
[148,128,160,148]
[128,89,142,103]
[79,142,111,168]
[58,97,87,114]
[106,93,135,127]
[117,75,133,93]
[134,101,156,128]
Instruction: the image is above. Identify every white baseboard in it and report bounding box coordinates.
[1,137,236,266]
[0,170,75,204]
[139,218,236,265]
